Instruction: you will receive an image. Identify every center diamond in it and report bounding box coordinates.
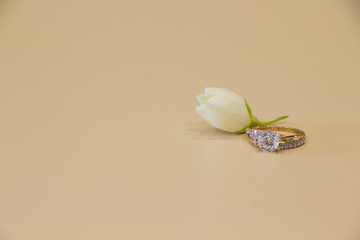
[257,131,280,152]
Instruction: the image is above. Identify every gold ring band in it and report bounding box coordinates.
[246,126,306,152]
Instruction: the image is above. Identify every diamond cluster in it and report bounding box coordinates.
[246,128,305,152]
[246,129,280,152]
[279,137,306,150]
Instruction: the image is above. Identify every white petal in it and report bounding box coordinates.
[195,105,213,125]
[196,93,212,105]
[204,96,251,132]
[205,87,245,108]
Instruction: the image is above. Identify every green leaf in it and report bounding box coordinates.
[244,99,252,119]
[236,122,251,134]
[236,99,253,134]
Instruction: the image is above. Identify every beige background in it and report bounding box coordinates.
[1,0,360,239]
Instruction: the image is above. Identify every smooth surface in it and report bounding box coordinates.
[1,0,360,239]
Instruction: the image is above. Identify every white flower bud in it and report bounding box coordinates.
[195,88,251,132]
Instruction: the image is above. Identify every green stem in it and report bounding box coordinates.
[236,99,289,134]
[250,115,289,127]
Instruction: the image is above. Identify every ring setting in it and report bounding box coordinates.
[246,126,306,152]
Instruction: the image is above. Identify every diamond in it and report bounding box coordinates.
[257,131,280,152]
[252,130,258,139]
[247,129,260,141]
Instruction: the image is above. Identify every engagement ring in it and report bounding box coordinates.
[246,126,306,152]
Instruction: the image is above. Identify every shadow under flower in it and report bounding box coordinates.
[184,122,244,140]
